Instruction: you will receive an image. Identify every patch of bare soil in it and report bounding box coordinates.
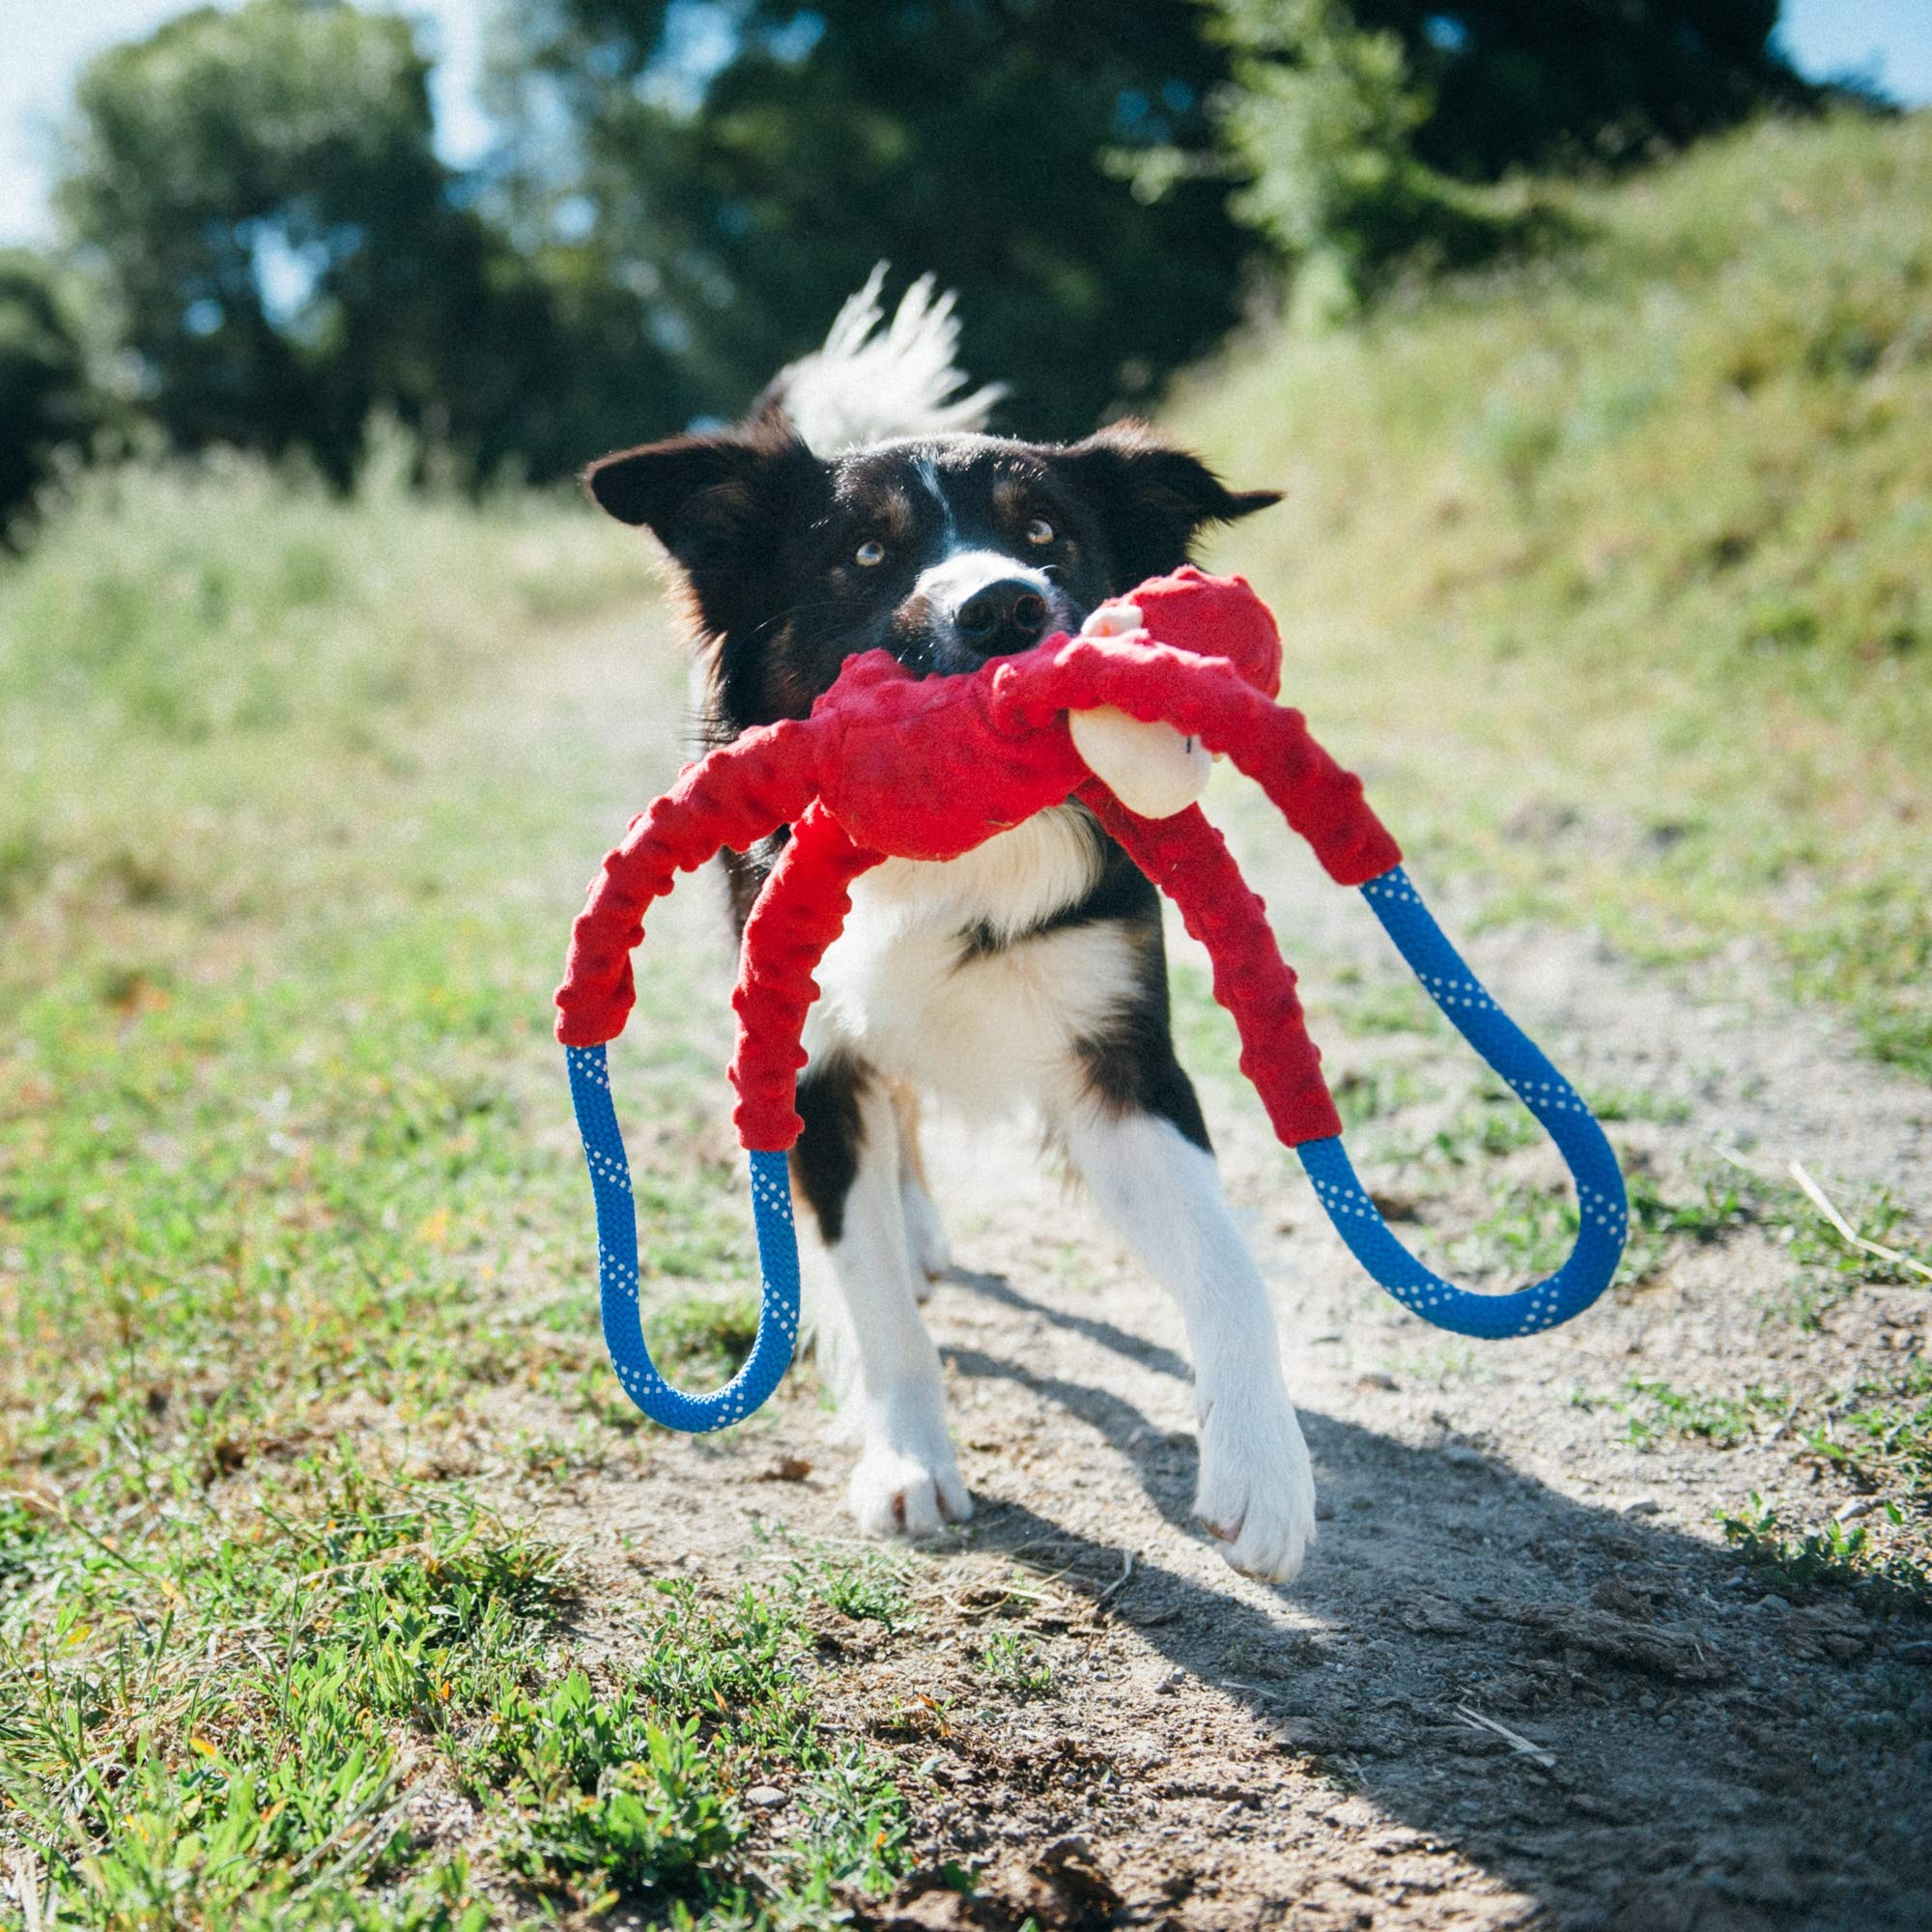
[507,616,1932,1931]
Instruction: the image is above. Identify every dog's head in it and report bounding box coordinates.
[583,421,1279,729]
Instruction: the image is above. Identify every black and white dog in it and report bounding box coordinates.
[584,271,1316,1583]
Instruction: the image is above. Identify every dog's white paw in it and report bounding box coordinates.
[849,1444,973,1537]
[901,1179,952,1292]
[847,1386,972,1538]
[1193,1379,1317,1585]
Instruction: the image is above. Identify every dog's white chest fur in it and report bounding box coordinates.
[802,807,1142,1121]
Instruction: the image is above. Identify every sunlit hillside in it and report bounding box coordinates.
[1179,110,1932,1076]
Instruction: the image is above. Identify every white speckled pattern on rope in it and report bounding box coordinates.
[563,858,1626,1434]
[566,1044,799,1431]
[1296,866,1628,1339]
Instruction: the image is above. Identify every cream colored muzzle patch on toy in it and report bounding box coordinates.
[1066,601,1214,819]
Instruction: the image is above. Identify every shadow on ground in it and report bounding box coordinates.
[918,1270,1932,1932]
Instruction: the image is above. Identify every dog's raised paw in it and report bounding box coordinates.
[1194,1384,1317,1585]
[848,1445,973,1538]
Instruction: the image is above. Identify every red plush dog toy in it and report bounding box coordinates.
[557,567,1626,1433]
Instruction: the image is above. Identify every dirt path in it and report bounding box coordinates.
[506,607,1932,1932]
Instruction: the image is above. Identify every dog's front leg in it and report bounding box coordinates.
[888,1079,951,1292]
[1061,1105,1315,1583]
[794,1059,971,1536]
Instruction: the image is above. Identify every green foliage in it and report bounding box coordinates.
[648,1292,762,1384]
[0,1469,554,1928]
[1707,1360,1932,1611]
[0,250,101,534]
[0,434,631,756]
[1444,1140,1932,1304]
[486,1588,910,1913]
[1208,0,1531,314]
[1198,0,1817,307]
[0,456,681,1499]
[1357,1,1814,181]
[1719,1492,1930,1611]
[1802,1373,1932,1501]
[1620,1378,1782,1450]
[55,0,674,487]
[1332,1062,1439,1128]
[499,1690,744,1900]
[975,1628,1056,1700]
[1331,976,1442,1037]
[29,0,1850,491]
[0,1479,912,1922]
[1786,894,1932,1081]
[791,1549,915,1632]
[1583,1086,1691,1126]
[491,0,1247,436]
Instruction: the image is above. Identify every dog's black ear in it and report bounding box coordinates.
[583,427,820,546]
[1056,421,1280,583]
[583,437,729,531]
[582,426,828,639]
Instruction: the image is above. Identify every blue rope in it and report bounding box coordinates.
[565,1044,800,1432]
[1297,866,1628,1338]
[563,862,1624,1433]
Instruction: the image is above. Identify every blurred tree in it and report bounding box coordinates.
[1363,1,1812,180]
[56,0,692,485]
[1200,0,1819,307]
[488,0,1248,437]
[0,252,100,536]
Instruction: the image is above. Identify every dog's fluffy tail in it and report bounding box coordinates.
[770,264,1006,455]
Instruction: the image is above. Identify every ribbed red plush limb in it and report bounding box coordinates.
[1078,782,1343,1147]
[557,566,1398,1151]
[1122,566,1283,697]
[804,646,1087,862]
[556,720,821,1047]
[728,805,884,1150]
[992,639,1400,888]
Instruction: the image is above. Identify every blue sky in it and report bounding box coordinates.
[0,0,490,245]
[4,0,1929,247]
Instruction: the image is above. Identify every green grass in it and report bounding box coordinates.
[1803,1372,1932,1500]
[1447,1148,1927,1301]
[0,432,628,741]
[1637,1353,1932,1609]
[1330,1063,1440,1130]
[1582,1085,1691,1126]
[789,1549,916,1633]
[483,1586,909,1917]
[1619,1378,1785,1450]
[1179,110,1932,1081]
[0,1469,913,1923]
[0,450,918,1924]
[0,1470,556,1928]
[1719,1491,1931,1613]
[973,1628,1056,1701]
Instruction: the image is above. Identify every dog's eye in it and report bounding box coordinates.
[853,539,887,568]
[1025,517,1055,547]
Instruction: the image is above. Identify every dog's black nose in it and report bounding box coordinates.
[955,579,1050,655]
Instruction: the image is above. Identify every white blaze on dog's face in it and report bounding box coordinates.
[906,548,1064,674]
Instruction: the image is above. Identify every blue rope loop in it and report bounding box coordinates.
[565,1044,800,1432]
[1299,866,1628,1339]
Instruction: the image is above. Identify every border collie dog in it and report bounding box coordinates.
[584,270,1316,1583]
